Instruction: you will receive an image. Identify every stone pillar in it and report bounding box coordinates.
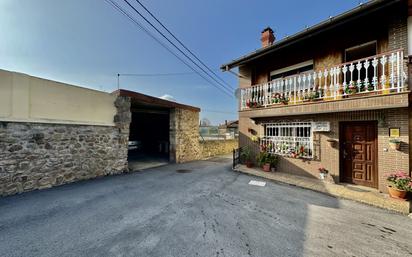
[169,108,177,163]
[114,96,131,172]
[170,108,200,163]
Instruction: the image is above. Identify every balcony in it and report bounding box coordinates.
[240,50,408,116]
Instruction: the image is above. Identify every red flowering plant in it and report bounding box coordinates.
[260,143,267,152]
[318,166,328,174]
[387,171,412,191]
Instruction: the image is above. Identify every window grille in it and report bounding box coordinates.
[261,121,313,158]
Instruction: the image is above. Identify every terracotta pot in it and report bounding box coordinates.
[246,161,253,168]
[262,163,270,172]
[387,186,407,200]
[389,142,400,150]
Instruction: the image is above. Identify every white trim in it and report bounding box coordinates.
[270,60,314,77]
[262,121,313,159]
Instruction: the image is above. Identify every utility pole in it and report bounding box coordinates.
[117,73,120,90]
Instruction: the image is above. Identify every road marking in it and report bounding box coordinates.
[248,180,266,187]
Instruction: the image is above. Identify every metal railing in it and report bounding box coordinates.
[232,147,241,169]
[240,49,407,110]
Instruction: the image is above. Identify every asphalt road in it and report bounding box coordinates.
[1,157,411,257]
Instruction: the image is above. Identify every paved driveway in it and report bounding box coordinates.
[0,157,411,257]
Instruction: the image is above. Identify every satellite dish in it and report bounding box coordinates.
[234,88,241,99]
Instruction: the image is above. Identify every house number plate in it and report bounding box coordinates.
[312,121,330,132]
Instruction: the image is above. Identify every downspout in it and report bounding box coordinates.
[408,0,412,177]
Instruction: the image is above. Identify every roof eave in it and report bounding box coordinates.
[220,0,402,71]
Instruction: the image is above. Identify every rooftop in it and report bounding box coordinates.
[114,89,200,112]
[220,0,402,70]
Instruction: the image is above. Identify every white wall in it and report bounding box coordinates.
[0,69,116,126]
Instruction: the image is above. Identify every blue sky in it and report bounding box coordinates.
[0,0,360,124]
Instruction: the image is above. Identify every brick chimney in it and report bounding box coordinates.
[261,27,275,48]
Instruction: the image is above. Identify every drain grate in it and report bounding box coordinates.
[176,169,192,173]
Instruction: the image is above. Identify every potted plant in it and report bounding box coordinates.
[319,166,328,180]
[386,171,411,200]
[280,96,289,105]
[268,154,279,172]
[256,151,271,172]
[389,138,401,150]
[345,84,358,95]
[308,91,321,102]
[241,146,253,168]
[367,83,375,92]
[272,93,281,105]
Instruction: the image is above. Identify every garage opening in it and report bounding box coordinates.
[128,107,170,171]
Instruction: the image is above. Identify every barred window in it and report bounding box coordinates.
[261,122,313,158]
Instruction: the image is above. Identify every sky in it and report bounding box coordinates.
[0,0,361,124]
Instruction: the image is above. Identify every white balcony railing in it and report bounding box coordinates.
[240,50,407,110]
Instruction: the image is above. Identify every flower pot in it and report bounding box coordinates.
[319,172,327,180]
[246,161,253,168]
[387,186,407,200]
[389,142,400,150]
[262,163,270,172]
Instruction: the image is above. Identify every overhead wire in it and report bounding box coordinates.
[105,0,233,97]
[133,0,234,90]
[121,0,234,94]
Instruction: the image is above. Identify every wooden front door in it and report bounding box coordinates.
[341,122,378,188]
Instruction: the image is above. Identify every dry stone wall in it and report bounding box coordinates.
[0,96,131,196]
[200,140,238,159]
[170,108,201,163]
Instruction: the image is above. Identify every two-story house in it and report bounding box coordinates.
[221,0,411,192]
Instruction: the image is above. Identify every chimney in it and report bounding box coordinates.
[261,27,275,48]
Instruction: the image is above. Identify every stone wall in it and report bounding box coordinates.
[170,108,201,163]
[200,139,238,159]
[0,96,131,196]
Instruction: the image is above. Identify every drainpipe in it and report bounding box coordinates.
[409,0,412,177]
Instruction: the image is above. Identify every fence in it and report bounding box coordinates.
[199,126,238,141]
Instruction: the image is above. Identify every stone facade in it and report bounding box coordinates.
[200,139,238,159]
[0,96,131,196]
[169,108,236,162]
[170,108,201,163]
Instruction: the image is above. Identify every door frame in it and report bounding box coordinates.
[339,121,379,188]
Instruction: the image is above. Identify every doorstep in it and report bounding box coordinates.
[234,164,411,215]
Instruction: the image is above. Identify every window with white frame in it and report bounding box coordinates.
[261,121,313,158]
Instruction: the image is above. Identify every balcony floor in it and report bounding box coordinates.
[240,91,410,118]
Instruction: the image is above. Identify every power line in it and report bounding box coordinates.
[107,0,232,97]
[105,0,233,97]
[121,0,234,94]
[202,109,237,114]
[118,72,196,77]
[133,0,234,90]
